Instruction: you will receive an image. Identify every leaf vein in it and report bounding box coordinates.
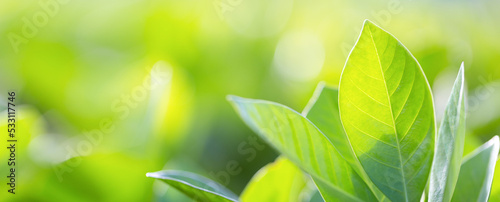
[345,120,397,148]
[360,149,400,169]
[345,95,394,128]
[368,24,409,202]
[348,76,389,107]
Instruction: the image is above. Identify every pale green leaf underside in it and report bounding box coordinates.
[339,20,435,202]
[146,170,238,202]
[240,157,306,202]
[429,64,466,202]
[228,95,376,201]
[452,136,499,202]
[304,83,388,201]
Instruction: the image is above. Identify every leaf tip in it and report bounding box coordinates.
[302,82,327,115]
[483,136,500,153]
[490,136,499,160]
[226,95,256,106]
[492,135,499,146]
[226,95,240,103]
[311,81,327,96]
[226,95,249,111]
[363,19,373,26]
[145,172,157,178]
[362,19,381,30]
[457,62,465,88]
[317,81,327,88]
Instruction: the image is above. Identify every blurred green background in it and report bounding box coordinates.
[1,0,500,201]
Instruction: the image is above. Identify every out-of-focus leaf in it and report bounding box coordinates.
[338,20,435,202]
[452,136,499,202]
[146,170,238,202]
[303,83,388,201]
[429,64,466,202]
[228,96,376,201]
[240,157,306,202]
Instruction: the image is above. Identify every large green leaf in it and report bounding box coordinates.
[428,64,466,202]
[146,170,238,202]
[240,157,306,202]
[338,20,435,202]
[451,136,500,202]
[228,96,376,201]
[303,83,388,201]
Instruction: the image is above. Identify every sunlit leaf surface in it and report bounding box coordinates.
[339,20,435,202]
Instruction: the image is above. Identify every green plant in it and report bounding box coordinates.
[146,20,500,202]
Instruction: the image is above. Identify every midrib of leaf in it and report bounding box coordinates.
[324,136,339,183]
[166,177,233,201]
[368,25,409,202]
[303,118,321,174]
[287,114,303,162]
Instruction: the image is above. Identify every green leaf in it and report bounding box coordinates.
[308,188,325,202]
[338,20,435,202]
[451,136,500,202]
[489,159,500,202]
[240,157,306,202]
[303,83,388,201]
[303,83,359,172]
[428,64,466,202]
[146,170,238,202]
[228,95,377,201]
